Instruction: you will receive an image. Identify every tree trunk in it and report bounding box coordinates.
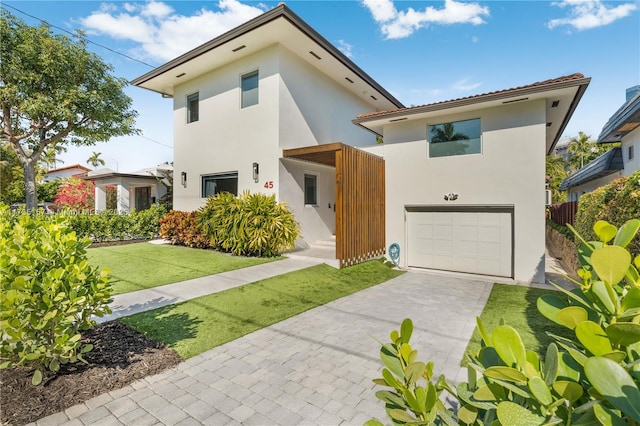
[24,159,38,210]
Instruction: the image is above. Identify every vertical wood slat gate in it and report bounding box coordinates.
[282,142,386,268]
[335,145,386,268]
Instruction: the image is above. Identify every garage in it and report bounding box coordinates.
[406,207,513,278]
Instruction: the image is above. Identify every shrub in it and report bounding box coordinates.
[64,204,166,242]
[0,207,112,385]
[368,218,640,425]
[159,210,209,248]
[54,177,95,211]
[198,191,300,257]
[575,170,640,255]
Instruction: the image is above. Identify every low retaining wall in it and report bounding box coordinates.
[546,225,580,279]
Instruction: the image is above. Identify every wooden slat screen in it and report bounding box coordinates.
[335,145,386,268]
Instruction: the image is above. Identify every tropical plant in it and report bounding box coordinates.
[0,10,138,210]
[54,177,95,211]
[568,132,596,170]
[546,155,569,204]
[159,210,209,248]
[369,218,640,425]
[86,151,106,168]
[0,207,112,385]
[198,191,300,257]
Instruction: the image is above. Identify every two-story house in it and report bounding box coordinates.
[132,3,590,283]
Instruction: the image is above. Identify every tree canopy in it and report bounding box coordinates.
[0,10,138,209]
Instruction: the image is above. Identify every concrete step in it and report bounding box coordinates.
[314,235,336,248]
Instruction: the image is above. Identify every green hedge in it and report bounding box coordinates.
[574,169,640,255]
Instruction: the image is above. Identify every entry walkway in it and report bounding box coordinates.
[33,270,494,426]
[98,257,325,323]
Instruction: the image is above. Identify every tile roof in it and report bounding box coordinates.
[356,73,586,120]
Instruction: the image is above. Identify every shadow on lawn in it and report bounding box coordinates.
[120,306,203,347]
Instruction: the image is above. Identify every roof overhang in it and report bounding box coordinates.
[559,147,623,190]
[597,93,640,143]
[353,75,591,155]
[282,142,344,167]
[131,4,403,111]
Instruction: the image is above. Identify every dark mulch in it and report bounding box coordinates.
[0,321,183,426]
[88,238,151,248]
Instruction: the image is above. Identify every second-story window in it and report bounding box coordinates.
[241,71,259,108]
[187,92,199,123]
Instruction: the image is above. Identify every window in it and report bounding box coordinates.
[202,172,238,197]
[304,174,317,205]
[241,71,259,108]
[187,92,199,123]
[428,118,481,158]
[629,145,635,161]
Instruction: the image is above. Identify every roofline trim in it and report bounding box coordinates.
[130,4,404,108]
[353,76,591,125]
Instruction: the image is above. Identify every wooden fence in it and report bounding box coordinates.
[548,201,578,226]
[335,145,386,268]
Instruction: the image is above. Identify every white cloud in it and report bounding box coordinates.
[471,35,479,43]
[452,78,482,92]
[548,0,638,30]
[362,0,490,39]
[79,0,266,62]
[336,40,354,58]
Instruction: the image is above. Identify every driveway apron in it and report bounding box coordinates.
[33,271,493,426]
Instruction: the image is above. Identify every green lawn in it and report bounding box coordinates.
[120,259,404,359]
[463,283,573,363]
[87,243,279,295]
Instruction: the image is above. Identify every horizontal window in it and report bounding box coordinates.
[202,172,238,197]
[428,118,481,158]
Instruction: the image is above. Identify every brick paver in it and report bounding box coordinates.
[30,270,496,425]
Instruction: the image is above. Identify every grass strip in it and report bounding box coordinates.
[120,259,404,359]
[463,283,573,363]
[87,243,278,295]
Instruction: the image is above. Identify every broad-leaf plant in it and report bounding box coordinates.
[368,218,640,425]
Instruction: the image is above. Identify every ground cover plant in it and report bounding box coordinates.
[368,219,640,425]
[121,259,404,358]
[87,242,279,295]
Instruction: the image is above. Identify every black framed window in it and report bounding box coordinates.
[202,172,238,197]
[304,174,317,205]
[187,92,199,123]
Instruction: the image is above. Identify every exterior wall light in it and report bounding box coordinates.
[253,162,259,183]
[181,172,187,188]
[444,193,459,201]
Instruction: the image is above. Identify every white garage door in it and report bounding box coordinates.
[406,210,512,278]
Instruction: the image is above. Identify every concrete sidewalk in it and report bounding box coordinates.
[98,257,326,323]
[33,270,494,426]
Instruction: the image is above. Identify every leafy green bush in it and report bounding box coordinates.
[575,170,640,255]
[546,218,573,240]
[368,218,640,425]
[199,191,300,257]
[64,204,166,242]
[0,207,112,385]
[159,210,209,248]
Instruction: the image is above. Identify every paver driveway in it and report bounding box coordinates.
[34,270,493,426]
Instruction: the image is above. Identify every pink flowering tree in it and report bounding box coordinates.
[54,177,95,211]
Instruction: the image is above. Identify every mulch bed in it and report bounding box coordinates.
[0,321,183,426]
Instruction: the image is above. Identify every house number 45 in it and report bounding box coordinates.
[264,181,274,189]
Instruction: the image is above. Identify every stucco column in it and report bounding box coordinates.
[95,185,107,212]
[117,184,130,212]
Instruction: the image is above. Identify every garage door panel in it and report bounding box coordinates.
[407,210,512,278]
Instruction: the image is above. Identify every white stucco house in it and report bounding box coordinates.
[82,165,171,212]
[560,86,640,201]
[132,4,589,283]
[44,164,91,182]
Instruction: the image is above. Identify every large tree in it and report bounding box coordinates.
[0,11,138,209]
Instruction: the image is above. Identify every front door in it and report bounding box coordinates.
[135,186,151,211]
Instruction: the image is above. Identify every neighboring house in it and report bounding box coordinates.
[132,4,589,283]
[44,164,91,182]
[560,86,640,201]
[552,137,573,162]
[82,165,171,212]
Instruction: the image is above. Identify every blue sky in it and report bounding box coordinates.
[4,0,639,172]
